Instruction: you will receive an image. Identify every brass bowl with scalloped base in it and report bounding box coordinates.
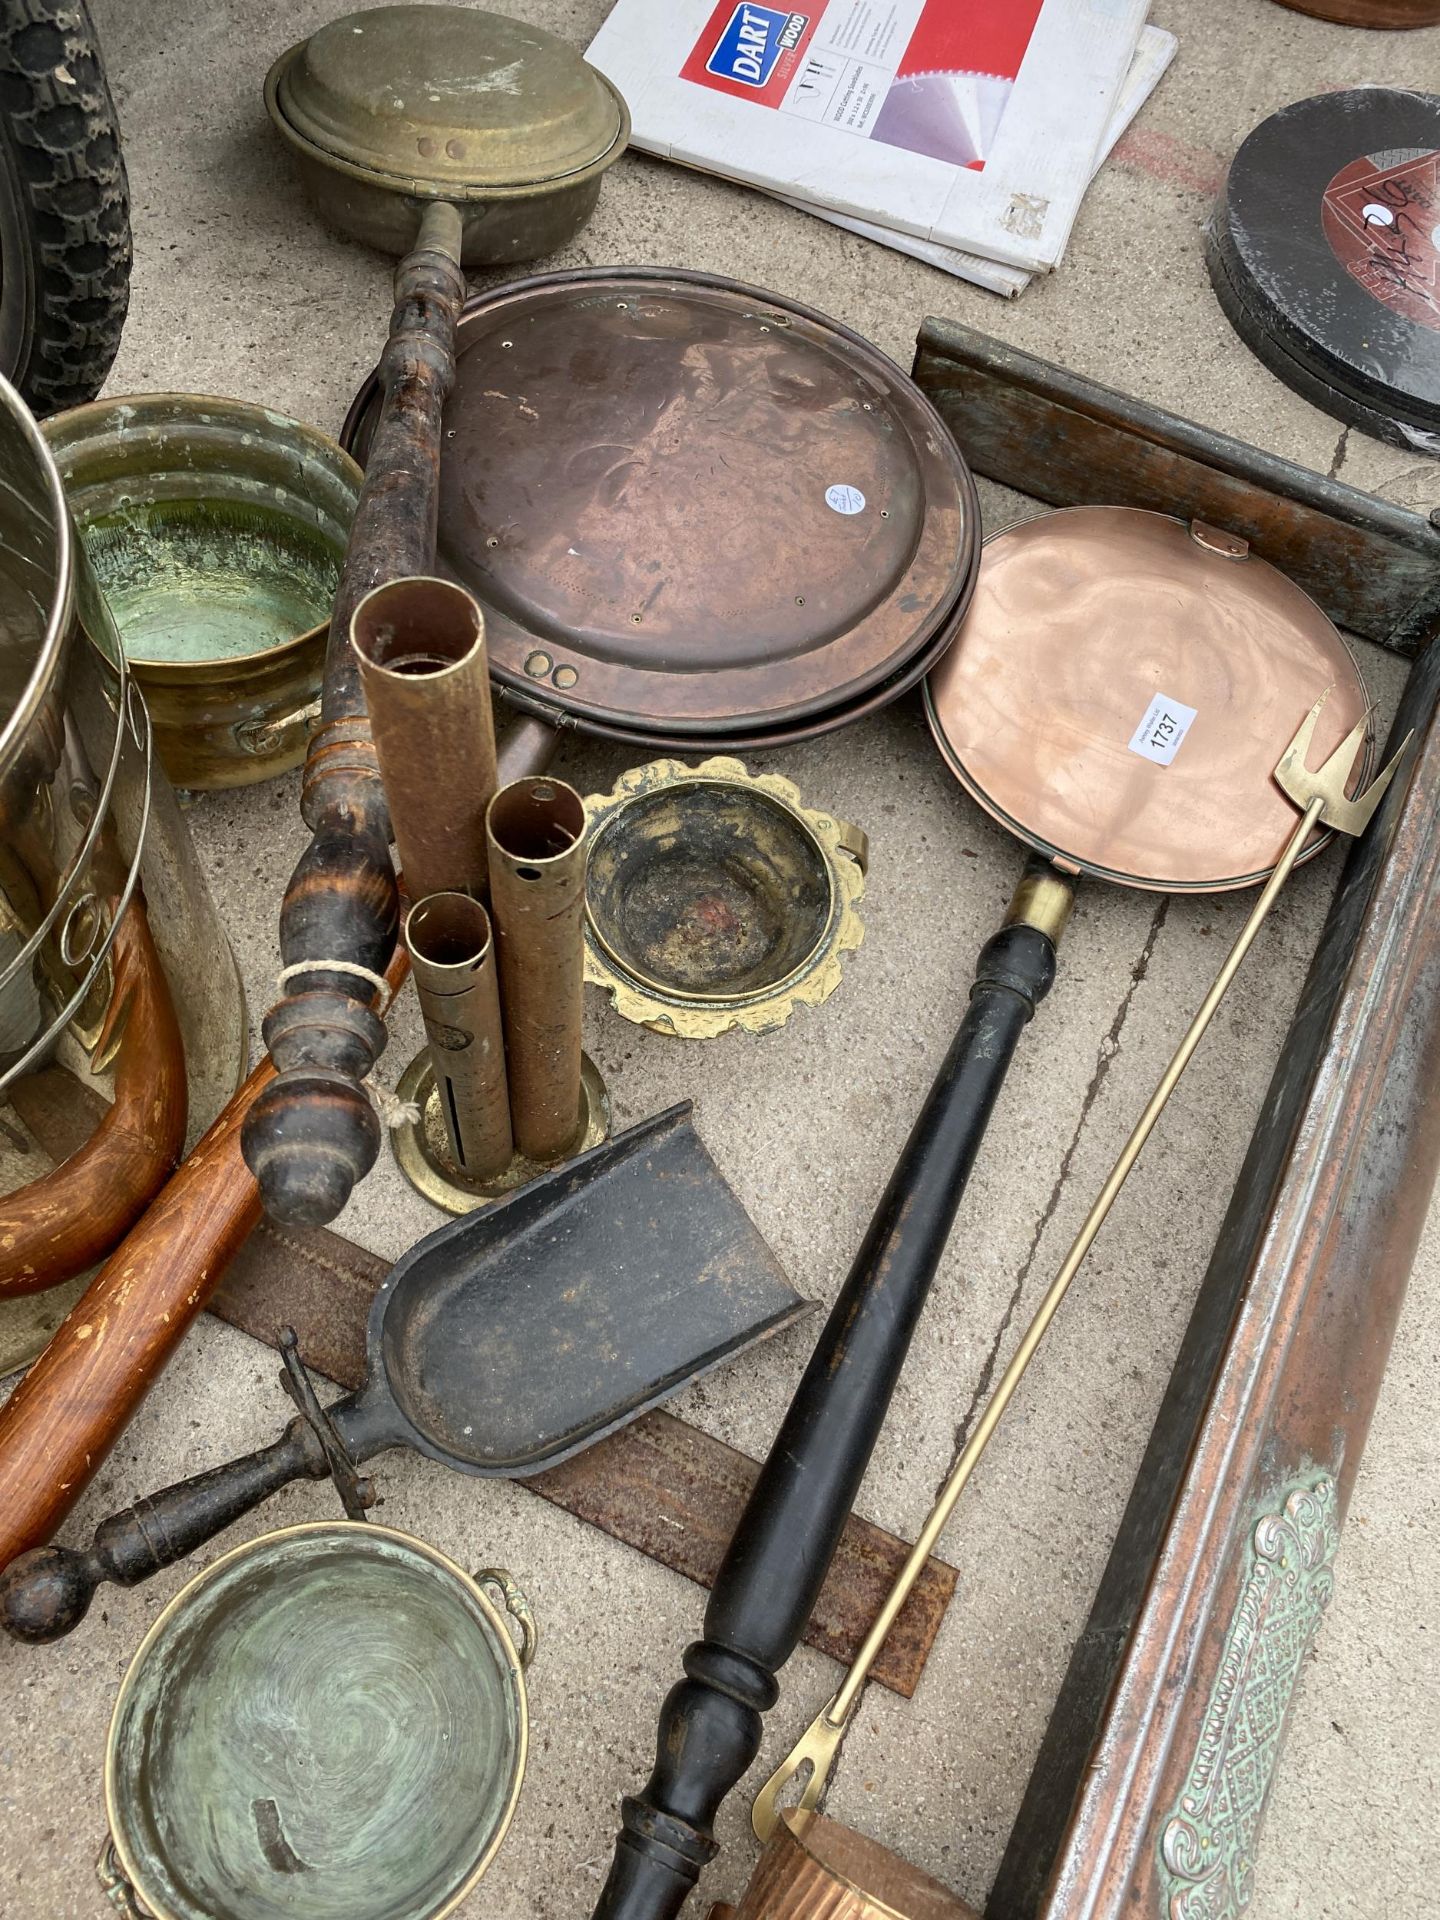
[582,757,866,1040]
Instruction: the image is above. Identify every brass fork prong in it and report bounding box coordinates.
[1275,694,1412,837]
[1276,685,1329,781]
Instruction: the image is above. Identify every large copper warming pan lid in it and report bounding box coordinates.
[924,507,1373,894]
[343,268,980,748]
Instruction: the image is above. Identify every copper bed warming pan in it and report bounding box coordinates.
[925,507,1371,895]
[341,267,981,754]
[585,504,1377,1920]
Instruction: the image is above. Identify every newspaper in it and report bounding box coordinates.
[773,25,1178,296]
[587,0,1152,273]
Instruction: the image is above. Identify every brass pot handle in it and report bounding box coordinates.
[97,1837,150,1918]
[236,696,323,757]
[476,1566,538,1670]
[832,817,869,874]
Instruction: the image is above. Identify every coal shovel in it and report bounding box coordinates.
[0,1103,806,1641]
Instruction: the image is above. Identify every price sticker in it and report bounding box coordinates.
[1128,692,1198,767]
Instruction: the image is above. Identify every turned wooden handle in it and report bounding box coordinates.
[242,206,465,1230]
[592,879,1070,1920]
[0,1421,322,1642]
[0,951,408,1574]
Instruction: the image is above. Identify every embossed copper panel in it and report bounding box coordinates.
[924,508,1372,893]
[346,269,979,744]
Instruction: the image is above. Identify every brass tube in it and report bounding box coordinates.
[405,892,512,1181]
[352,576,498,902]
[486,778,588,1162]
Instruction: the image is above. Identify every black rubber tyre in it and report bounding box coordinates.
[0,0,130,417]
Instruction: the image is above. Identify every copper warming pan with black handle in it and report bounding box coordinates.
[588,506,1373,1920]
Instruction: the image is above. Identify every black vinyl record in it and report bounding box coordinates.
[1207,88,1440,449]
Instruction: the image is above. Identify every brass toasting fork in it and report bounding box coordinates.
[752,691,1413,1843]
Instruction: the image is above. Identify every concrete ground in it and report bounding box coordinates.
[3,1,1439,1915]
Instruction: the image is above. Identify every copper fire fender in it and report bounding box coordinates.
[988,629,1440,1918]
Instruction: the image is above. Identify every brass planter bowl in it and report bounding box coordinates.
[43,394,361,789]
[102,1522,535,1920]
[583,757,867,1039]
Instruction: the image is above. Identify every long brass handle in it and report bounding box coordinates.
[753,797,1325,1840]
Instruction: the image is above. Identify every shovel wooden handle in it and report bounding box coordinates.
[0,951,408,1575]
[0,1421,323,1641]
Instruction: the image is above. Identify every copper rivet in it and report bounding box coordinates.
[445,138,465,160]
[524,651,552,678]
[553,665,578,689]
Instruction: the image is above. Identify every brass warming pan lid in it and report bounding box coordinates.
[342,269,980,748]
[266,4,627,199]
[924,508,1372,893]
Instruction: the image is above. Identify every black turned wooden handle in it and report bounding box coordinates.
[592,870,1071,1920]
[0,1419,326,1643]
[242,205,465,1227]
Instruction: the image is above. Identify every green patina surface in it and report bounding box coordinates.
[1158,1476,1340,1920]
[111,1529,522,1920]
[81,496,340,666]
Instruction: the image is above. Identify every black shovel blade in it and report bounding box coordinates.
[372,1103,808,1474]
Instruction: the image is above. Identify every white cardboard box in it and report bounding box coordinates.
[778,24,1178,296]
[587,0,1151,273]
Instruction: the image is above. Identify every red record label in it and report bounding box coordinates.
[1322,149,1440,334]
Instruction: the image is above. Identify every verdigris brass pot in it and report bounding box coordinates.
[0,370,245,1368]
[100,1521,535,1920]
[43,394,361,789]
